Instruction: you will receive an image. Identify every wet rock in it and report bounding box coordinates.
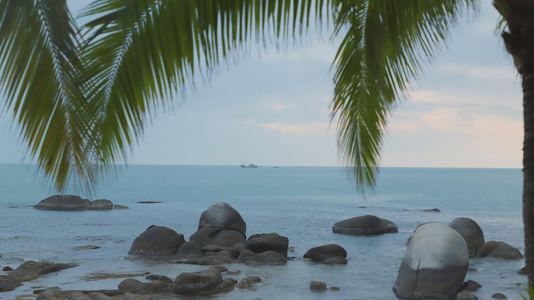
[118,278,142,292]
[212,229,246,247]
[245,233,289,256]
[237,249,287,265]
[211,265,228,272]
[129,225,185,255]
[34,195,91,211]
[492,292,507,299]
[87,292,115,300]
[393,223,469,299]
[83,272,149,281]
[203,253,234,265]
[2,266,13,271]
[137,201,161,204]
[145,274,173,283]
[137,280,172,294]
[212,278,237,294]
[457,290,478,300]
[303,244,347,262]
[236,276,261,289]
[462,280,481,291]
[330,286,340,291]
[73,245,100,251]
[198,202,247,235]
[310,281,327,292]
[89,199,113,210]
[201,245,242,259]
[174,269,223,294]
[422,208,440,212]
[113,204,130,209]
[176,241,203,258]
[478,241,523,259]
[323,256,348,265]
[0,261,76,284]
[0,282,22,292]
[449,217,485,256]
[518,266,527,275]
[332,215,398,235]
[190,227,222,247]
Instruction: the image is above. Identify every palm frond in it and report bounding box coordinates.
[0,0,93,192]
[80,0,334,180]
[331,0,477,191]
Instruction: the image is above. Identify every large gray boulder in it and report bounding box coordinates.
[89,199,113,210]
[332,215,398,235]
[129,225,185,255]
[449,217,485,256]
[34,195,91,211]
[478,241,523,259]
[174,269,223,294]
[304,244,347,262]
[198,202,246,235]
[393,223,469,299]
[245,233,289,256]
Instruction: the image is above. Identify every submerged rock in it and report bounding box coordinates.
[0,261,76,292]
[303,244,347,262]
[236,276,261,289]
[310,281,327,292]
[174,269,223,295]
[332,215,398,235]
[34,195,91,211]
[449,217,485,256]
[129,225,185,255]
[393,223,469,299]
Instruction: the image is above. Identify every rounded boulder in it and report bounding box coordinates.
[174,269,223,294]
[304,244,347,262]
[129,225,185,255]
[332,215,398,235]
[245,233,289,256]
[34,195,91,211]
[199,202,246,235]
[393,223,469,299]
[449,217,485,256]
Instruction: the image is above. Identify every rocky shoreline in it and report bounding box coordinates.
[0,197,526,299]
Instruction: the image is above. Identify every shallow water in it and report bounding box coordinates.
[0,165,527,299]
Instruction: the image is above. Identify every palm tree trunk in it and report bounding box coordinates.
[525,71,534,287]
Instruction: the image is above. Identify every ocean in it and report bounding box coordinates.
[0,164,526,299]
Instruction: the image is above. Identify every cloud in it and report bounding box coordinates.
[258,121,332,134]
[269,103,294,111]
[438,63,516,80]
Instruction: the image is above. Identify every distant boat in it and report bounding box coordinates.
[240,164,258,168]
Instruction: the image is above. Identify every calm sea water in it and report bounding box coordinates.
[0,164,526,299]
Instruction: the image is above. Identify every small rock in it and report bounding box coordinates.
[118,278,142,292]
[422,208,440,212]
[137,201,162,204]
[330,286,340,291]
[212,278,238,294]
[332,215,398,235]
[174,269,223,294]
[303,244,347,262]
[457,290,478,300]
[492,292,507,299]
[0,282,22,292]
[236,276,262,289]
[310,281,327,292]
[462,280,481,292]
[113,204,130,209]
[211,265,228,272]
[2,266,13,271]
[518,266,527,275]
[73,245,100,251]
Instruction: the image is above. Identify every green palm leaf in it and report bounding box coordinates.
[0,0,94,191]
[331,0,476,190]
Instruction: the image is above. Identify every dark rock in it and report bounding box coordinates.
[0,261,76,283]
[449,217,485,256]
[332,215,398,235]
[34,195,91,211]
[82,271,149,281]
[237,249,287,265]
[304,244,347,262]
[245,233,289,256]
[211,265,228,272]
[330,286,340,291]
[145,274,173,283]
[118,278,142,292]
[73,245,100,251]
[462,280,481,291]
[190,227,222,247]
[211,278,237,294]
[212,229,246,247]
[201,245,241,259]
[198,202,246,235]
[487,243,523,260]
[310,281,327,292]
[236,276,261,289]
[89,199,113,210]
[174,269,223,294]
[477,241,502,257]
[129,225,185,255]
[518,266,527,275]
[492,292,507,299]
[2,266,13,271]
[137,280,172,294]
[137,201,161,204]
[176,241,203,258]
[457,290,478,300]
[393,223,469,299]
[226,270,241,276]
[324,256,348,265]
[113,204,129,209]
[422,208,440,212]
[0,282,22,292]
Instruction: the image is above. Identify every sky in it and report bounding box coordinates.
[0,1,523,169]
